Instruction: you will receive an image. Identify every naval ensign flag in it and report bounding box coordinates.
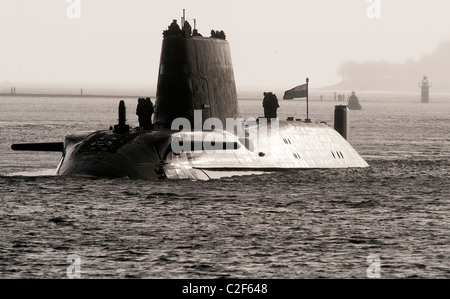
[283,84,308,99]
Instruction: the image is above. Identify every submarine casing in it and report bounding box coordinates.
[55,118,368,180]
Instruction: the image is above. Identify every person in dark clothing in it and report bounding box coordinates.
[182,20,192,37]
[136,98,146,129]
[163,20,182,37]
[262,92,280,119]
[136,98,154,130]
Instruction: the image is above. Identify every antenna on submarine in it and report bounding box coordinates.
[305,77,311,123]
[181,9,197,30]
[181,9,185,26]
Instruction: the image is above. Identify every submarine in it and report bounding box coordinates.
[11,15,369,180]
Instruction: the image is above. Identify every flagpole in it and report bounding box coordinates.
[305,77,310,122]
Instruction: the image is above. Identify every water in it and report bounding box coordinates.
[1,91,449,279]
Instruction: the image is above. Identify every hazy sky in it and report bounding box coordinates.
[1,0,449,90]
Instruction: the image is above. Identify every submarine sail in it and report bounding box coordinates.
[155,20,239,128]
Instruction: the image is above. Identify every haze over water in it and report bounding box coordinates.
[2,0,450,91]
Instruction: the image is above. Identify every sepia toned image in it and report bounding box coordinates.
[1,0,449,289]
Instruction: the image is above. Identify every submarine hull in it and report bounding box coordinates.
[55,120,368,180]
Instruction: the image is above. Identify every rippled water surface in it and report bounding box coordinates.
[1,91,449,278]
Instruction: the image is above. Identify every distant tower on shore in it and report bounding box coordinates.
[420,75,431,103]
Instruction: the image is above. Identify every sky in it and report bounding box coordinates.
[1,0,450,91]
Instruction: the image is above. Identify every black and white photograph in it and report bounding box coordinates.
[1,0,449,289]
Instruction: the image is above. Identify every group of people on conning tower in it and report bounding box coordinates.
[162,19,224,39]
[262,92,279,119]
[136,97,154,130]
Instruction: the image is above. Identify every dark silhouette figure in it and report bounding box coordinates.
[163,20,182,37]
[192,29,202,37]
[136,98,154,130]
[182,20,192,37]
[263,92,280,119]
[210,30,226,39]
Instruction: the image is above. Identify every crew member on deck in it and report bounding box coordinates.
[136,98,154,130]
[136,98,145,129]
[263,92,280,119]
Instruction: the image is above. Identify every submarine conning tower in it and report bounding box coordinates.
[154,19,240,129]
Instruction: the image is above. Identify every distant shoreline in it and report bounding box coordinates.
[0,93,149,99]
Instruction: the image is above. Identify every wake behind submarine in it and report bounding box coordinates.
[11,16,369,180]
